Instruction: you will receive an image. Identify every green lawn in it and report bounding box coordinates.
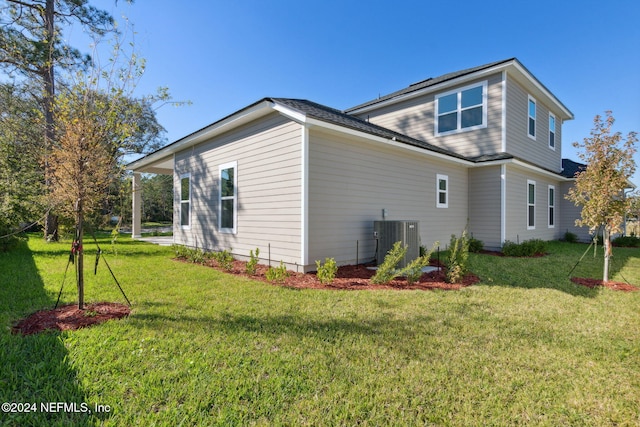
[1,236,639,426]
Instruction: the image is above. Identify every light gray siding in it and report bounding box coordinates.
[468,166,502,249]
[173,113,303,267]
[559,181,592,242]
[504,165,562,243]
[307,128,468,267]
[505,75,563,172]
[355,74,504,158]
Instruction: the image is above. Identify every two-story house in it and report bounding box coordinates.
[128,58,588,271]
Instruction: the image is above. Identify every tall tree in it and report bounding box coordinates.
[566,112,638,282]
[0,0,119,239]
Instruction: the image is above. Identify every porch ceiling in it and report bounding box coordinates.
[128,154,173,175]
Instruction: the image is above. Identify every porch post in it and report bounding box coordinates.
[132,172,142,238]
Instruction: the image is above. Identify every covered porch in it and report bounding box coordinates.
[127,153,174,239]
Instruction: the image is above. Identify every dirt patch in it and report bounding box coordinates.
[203,259,480,291]
[570,277,638,292]
[12,302,130,335]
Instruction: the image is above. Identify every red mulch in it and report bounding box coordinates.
[12,302,130,336]
[570,277,639,292]
[202,259,480,291]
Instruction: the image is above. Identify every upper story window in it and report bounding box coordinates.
[528,96,536,139]
[435,81,487,136]
[219,161,238,234]
[180,173,191,228]
[548,113,556,150]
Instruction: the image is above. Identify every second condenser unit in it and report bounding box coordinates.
[373,220,420,269]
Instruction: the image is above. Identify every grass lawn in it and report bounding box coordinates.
[1,235,639,426]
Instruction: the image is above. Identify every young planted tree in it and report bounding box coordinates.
[566,112,638,282]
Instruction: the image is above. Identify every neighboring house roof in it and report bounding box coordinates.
[345,58,574,121]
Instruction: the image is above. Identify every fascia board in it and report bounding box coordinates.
[509,62,574,120]
[127,100,274,171]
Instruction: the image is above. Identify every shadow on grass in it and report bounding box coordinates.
[0,240,109,426]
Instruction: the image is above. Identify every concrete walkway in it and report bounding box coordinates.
[136,235,174,246]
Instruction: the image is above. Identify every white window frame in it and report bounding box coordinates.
[527,180,536,230]
[548,113,556,150]
[219,161,238,234]
[548,185,555,228]
[528,95,537,140]
[434,81,488,136]
[436,174,449,208]
[179,173,191,229]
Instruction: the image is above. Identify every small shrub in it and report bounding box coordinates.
[612,235,640,247]
[501,239,547,257]
[371,241,407,285]
[398,243,438,285]
[212,249,234,271]
[563,231,578,243]
[315,257,338,284]
[446,230,469,284]
[266,261,289,283]
[245,248,260,275]
[468,237,484,253]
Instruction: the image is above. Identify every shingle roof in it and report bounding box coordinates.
[345,58,516,113]
[561,158,586,178]
[270,98,468,161]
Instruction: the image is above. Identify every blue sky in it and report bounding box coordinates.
[85,0,639,182]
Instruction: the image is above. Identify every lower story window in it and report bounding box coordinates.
[180,174,190,228]
[527,180,536,229]
[219,161,237,233]
[436,174,448,208]
[548,185,555,228]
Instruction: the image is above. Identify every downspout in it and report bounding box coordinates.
[301,124,310,270]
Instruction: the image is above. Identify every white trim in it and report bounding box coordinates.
[501,71,507,152]
[434,81,488,136]
[218,161,238,234]
[527,179,536,230]
[300,125,309,267]
[548,184,555,228]
[500,164,506,245]
[548,112,556,151]
[527,95,537,140]
[347,60,573,120]
[436,174,449,208]
[179,173,191,230]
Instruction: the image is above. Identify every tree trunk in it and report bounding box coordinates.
[76,201,85,310]
[42,0,59,241]
[603,227,611,283]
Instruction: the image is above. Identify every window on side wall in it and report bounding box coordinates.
[527,180,536,230]
[180,173,190,228]
[548,113,556,150]
[528,96,536,139]
[219,161,237,234]
[435,81,487,136]
[436,174,448,208]
[548,185,555,228]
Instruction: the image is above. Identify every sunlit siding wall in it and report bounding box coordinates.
[307,128,468,266]
[356,73,503,158]
[468,166,502,249]
[173,113,303,267]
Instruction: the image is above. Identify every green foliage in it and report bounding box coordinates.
[399,243,438,285]
[172,244,208,265]
[315,257,338,284]
[501,239,547,257]
[612,235,640,247]
[266,261,289,283]
[212,249,235,271]
[245,248,260,275]
[563,231,578,243]
[446,230,470,284]
[371,241,407,284]
[468,237,484,253]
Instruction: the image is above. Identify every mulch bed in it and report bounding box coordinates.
[202,259,480,291]
[570,277,639,292]
[12,302,130,336]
